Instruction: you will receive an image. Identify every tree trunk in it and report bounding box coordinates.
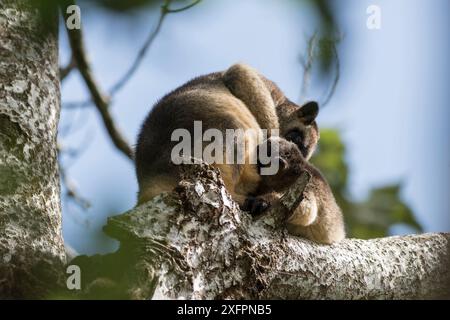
[0,1,65,298]
[74,164,450,299]
[0,1,448,300]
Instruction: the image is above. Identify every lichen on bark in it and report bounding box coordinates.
[72,164,450,299]
[0,0,65,298]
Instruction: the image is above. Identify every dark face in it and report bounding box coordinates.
[259,76,320,160]
[257,137,305,193]
[278,101,320,160]
[284,128,307,158]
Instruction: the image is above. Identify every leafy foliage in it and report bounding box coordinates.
[311,129,422,238]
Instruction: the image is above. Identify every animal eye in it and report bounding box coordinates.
[285,129,304,145]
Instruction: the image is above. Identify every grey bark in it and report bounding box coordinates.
[0,0,448,300]
[76,164,450,299]
[0,1,65,298]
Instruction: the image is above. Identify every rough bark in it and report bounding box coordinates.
[73,164,450,300]
[0,1,65,298]
[0,1,447,300]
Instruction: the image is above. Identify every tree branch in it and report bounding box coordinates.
[109,0,203,95]
[163,0,202,14]
[108,0,202,95]
[60,0,202,158]
[59,54,76,81]
[108,4,167,95]
[298,33,341,108]
[72,164,450,299]
[61,1,133,160]
[321,40,340,108]
[57,142,91,210]
[64,0,202,105]
[0,0,66,298]
[299,31,318,102]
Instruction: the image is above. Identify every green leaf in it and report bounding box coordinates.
[312,129,422,238]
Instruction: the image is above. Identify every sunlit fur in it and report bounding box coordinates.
[257,137,345,244]
[136,64,320,206]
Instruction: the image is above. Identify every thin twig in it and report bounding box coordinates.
[59,129,95,169]
[298,32,341,108]
[57,142,91,210]
[320,43,340,108]
[299,31,318,102]
[63,0,202,108]
[63,100,92,109]
[61,0,133,160]
[108,8,167,95]
[59,104,91,137]
[110,0,202,95]
[60,166,91,210]
[60,55,76,81]
[164,0,202,13]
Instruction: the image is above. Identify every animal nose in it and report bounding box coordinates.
[300,145,308,158]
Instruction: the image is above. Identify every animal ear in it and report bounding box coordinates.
[296,101,319,125]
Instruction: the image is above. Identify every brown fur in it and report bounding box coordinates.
[256,137,345,244]
[135,63,343,244]
[136,64,318,206]
[135,69,263,205]
[223,64,279,135]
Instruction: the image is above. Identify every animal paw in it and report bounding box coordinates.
[241,196,271,216]
[287,197,318,226]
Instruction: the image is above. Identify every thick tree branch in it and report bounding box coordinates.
[0,0,66,298]
[60,0,202,159]
[61,2,133,160]
[72,164,450,299]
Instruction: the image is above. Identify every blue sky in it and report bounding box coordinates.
[59,0,450,254]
